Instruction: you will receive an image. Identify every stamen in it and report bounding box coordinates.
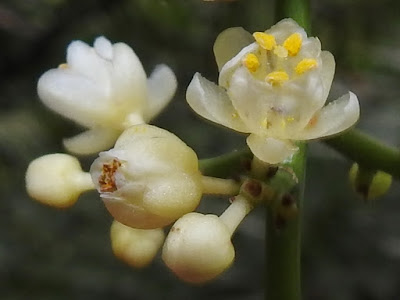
[273,45,288,58]
[58,63,68,69]
[265,71,289,85]
[295,59,318,74]
[242,53,260,72]
[261,118,269,129]
[99,159,121,193]
[283,33,302,56]
[286,116,295,123]
[253,32,276,50]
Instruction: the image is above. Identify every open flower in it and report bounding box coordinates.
[38,36,177,155]
[187,18,360,164]
[90,124,203,229]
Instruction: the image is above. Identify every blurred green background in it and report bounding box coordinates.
[1,0,400,299]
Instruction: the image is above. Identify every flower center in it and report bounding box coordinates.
[242,31,318,86]
[99,159,121,192]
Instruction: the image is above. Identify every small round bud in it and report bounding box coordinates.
[26,153,94,208]
[110,220,165,268]
[349,163,392,201]
[90,125,203,229]
[162,212,235,284]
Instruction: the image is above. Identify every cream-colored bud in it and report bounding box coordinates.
[26,153,94,208]
[110,220,165,268]
[162,212,235,284]
[90,124,203,229]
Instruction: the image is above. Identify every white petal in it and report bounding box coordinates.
[265,18,307,44]
[228,66,328,137]
[213,27,254,71]
[94,36,113,60]
[218,42,258,89]
[37,69,110,127]
[246,134,298,164]
[67,40,110,87]
[320,51,335,102]
[298,92,360,140]
[110,43,148,112]
[63,127,121,155]
[144,64,177,121]
[186,73,249,133]
[114,125,199,173]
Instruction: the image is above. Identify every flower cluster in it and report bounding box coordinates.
[26,124,251,282]
[187,18,360,164]
[26,19,361,284]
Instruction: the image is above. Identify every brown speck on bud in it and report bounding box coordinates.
[99,159,121,192]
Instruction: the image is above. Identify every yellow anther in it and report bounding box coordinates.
[58,63,68,69]
[253,32,276,50]
[266,71,289,85]
[295,58,318,75]
[281,119,286,129]
[242,53,260,73]
[273,45,288,58]
[283,33,302,56]
[261,118,269,129]
[286,116,295,123]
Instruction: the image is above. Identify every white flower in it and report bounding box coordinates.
[187,18,360,164]
[90,124,203,229]
[38,36,177,155]
[110,220,165,268]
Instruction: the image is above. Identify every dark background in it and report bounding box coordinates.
[1,0,400,299]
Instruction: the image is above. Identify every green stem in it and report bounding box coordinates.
[199,148,252,178]
[324,128,400,179]
[269,0,309,299]
[265,143,306,300]
[275,0,310,31]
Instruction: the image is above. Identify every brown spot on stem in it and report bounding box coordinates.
[244,180,262,197]
[281,193,295,206]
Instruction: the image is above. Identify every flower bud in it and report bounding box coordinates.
[90,124,203,229]
[162,212,235,284]
[349,163,392,201]
[110,220,165,268]
[26,153,94,208]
